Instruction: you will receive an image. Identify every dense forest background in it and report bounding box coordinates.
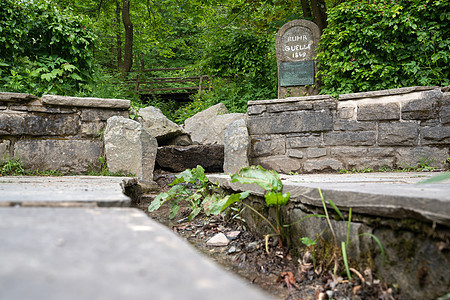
[1,0,448,123]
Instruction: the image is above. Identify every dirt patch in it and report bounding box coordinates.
[134,172,397,300]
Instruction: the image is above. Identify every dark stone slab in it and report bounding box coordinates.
[14,139,104,173]
[81,108,129,121]
[401,89,441,120]
[156,145,224,172]
[323,131,376,146]
[251,136,286,157]
[0,92,38,102]
[339,86,438,100]
[421,125,450,145]
[248,110,333,135]
[357,102,400,121]
[0,112,80,136]
[378,122,419,146]
[287,134,322,148]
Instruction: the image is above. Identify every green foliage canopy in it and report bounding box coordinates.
[317,0,450,96]
[0,0,95,95]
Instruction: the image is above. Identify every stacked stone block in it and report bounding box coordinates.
[0,93,129,173]
[247,86,449,173]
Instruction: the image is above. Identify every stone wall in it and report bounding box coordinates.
[0,93,129,173]
[247,86,449,173]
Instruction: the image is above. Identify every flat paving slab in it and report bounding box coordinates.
[208,172,450,226]
[0,207,270,300]
[0,176,132,207]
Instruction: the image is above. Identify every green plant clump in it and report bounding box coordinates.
[317,0,450,97]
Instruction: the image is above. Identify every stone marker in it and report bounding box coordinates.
[275,19,321,98]
[223,119,250,174]
[104,116,157,183]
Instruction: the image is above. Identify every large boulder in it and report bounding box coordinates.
[184,103,245,145]
[138,106,191,145]
[223,119,250,174]
[156,145,224,173]
[104,116,157,183]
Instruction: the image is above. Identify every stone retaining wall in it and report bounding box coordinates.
[247,86,450,173]
[0,93,129,173]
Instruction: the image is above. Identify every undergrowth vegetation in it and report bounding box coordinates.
[148,165,386,281]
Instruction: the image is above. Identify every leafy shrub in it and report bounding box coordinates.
[0,0,95,95]
[317,0,450,96]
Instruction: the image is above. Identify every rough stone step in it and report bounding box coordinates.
[0,207,270,300]
[0,176,132,207]
[208,172,450,226]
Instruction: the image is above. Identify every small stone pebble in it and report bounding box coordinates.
[226,231,241,240]
[206,233,229,247]
[227,246,239,254]
[246,241,259,252]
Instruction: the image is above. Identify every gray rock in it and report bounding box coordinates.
[306,147,327,158]
[156,145,224,172]
[303,158,343,173]
[421,125,450,145]
[0,112,80,136]
[357,102,400,121]
[0,92,38,102]
[378,122,419,146]
[138,106,190,144]
[14,139,103,173]
[323,131,376,146]
[81,108,129,121]
[252,156,301,174]
[0,140,11,163]
[251,136,286,157]
[224,119,250,174]
[104,116,157,182]
[287,134,322,148]
[41,95,130,109]
[184,103,245,145]
[401,89,441,120]
[206,233,229,247]
[395,147,449,168]
[248,110,333,135]
[246,241,259,252]
[165,134,193,146]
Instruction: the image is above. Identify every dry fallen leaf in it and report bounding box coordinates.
[276,271,300,289]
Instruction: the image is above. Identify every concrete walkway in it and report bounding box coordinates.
[0,176,270,300]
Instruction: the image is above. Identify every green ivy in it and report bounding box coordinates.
[317,0,450,97]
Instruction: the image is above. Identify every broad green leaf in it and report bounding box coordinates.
[231,165,282,191]
[148,193,169,212]
[169,201,180,219]
[300,237,316,247]
[210,191,251,215]
[264,191,290,207]
[70,73,83,81]
[418,172,450,184]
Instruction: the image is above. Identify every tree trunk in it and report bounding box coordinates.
[122,0,133,74]
[300,0,311,19]
[115,1,123,71]
[310,0,327,33]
